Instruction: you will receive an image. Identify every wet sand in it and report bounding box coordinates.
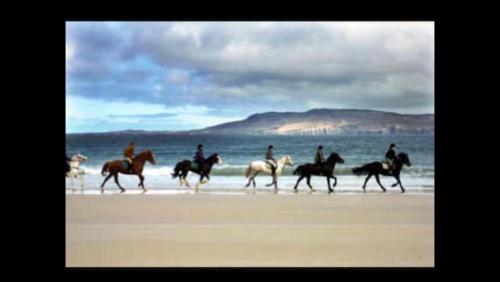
[66,192,434,267]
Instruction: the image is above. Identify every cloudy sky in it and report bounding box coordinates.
[66,22,434,133]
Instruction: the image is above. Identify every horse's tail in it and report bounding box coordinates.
[171,163,181,178]
[101,162,109,176]
[352,164,369,176]
[245,164,252,178]
[293,166,301,175]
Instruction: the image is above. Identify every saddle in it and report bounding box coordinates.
[382,159,395,172]
[190,161,200,171]
[121,160,136,173]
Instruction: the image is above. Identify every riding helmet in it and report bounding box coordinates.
[198,144,203,149]
[268,145,274,149]
[318,145,323,149]
[390,143,396,148]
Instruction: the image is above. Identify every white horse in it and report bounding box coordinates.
[244,155,294,189]
[66,154,87,193]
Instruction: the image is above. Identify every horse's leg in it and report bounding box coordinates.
[245,173,253,188]
[266,172,276,187]
[138,174,146,192]
[252,172,260,188]
[100,174,112,193]
[394,175,405,193]
[201,174,209,184]
[79,174,85,193]
[178,172,184,186]
[294,175,305,190]
[113,173,126,193]
[196,174,204,189]
[183,172,191,188]
[332,176,337,187]
[362,174,372,191]
[327,177,333,193]
[375,174,386,192]
[306,176,314,191]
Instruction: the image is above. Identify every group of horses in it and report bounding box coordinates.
[65,150,412,194]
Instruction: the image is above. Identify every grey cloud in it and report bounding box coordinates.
[66,22,434,114]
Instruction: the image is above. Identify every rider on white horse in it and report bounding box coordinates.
[265,145,277,180]
[66,153,87,192]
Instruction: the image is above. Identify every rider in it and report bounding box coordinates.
[124,142,136,173]
[314,145,325,175]
[194,144,206,171]
[265,145,277,180]
[384,143,397,173]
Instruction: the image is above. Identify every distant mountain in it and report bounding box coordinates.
[69,109,434,136]
[187,109,434,135]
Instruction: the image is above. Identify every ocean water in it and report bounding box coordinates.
[66,133,434,193]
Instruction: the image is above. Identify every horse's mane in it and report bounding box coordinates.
[134,150,152,159]
[327,152,339,161]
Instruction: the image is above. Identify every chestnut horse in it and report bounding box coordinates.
[100,150,157,193]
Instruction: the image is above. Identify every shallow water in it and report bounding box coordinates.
[66,133,434,193]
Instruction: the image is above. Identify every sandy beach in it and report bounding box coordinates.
[66,192,434,267]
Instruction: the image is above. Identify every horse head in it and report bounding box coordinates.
[283,155,294,166]
[326,152,344,164]
[398,152,411,167]
[140,150,157,165]
[207,153,223,165]
[72,154,87,162]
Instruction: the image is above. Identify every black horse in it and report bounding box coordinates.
[352,152,411,193]
[293,152,345,193]
[171,153,223,188]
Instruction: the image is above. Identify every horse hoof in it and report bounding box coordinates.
[328,189,333,193]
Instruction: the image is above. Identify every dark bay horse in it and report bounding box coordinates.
[352,152,411,193]
[171,153,223,190]
[100,150,157,193]
[293,153,345,193]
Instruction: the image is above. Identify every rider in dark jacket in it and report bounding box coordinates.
[384,143,397,172]
[194,144,206,171]
[314,145,325,175]
[265,145,277,179]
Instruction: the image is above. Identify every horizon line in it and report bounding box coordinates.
[66,107,434,135]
